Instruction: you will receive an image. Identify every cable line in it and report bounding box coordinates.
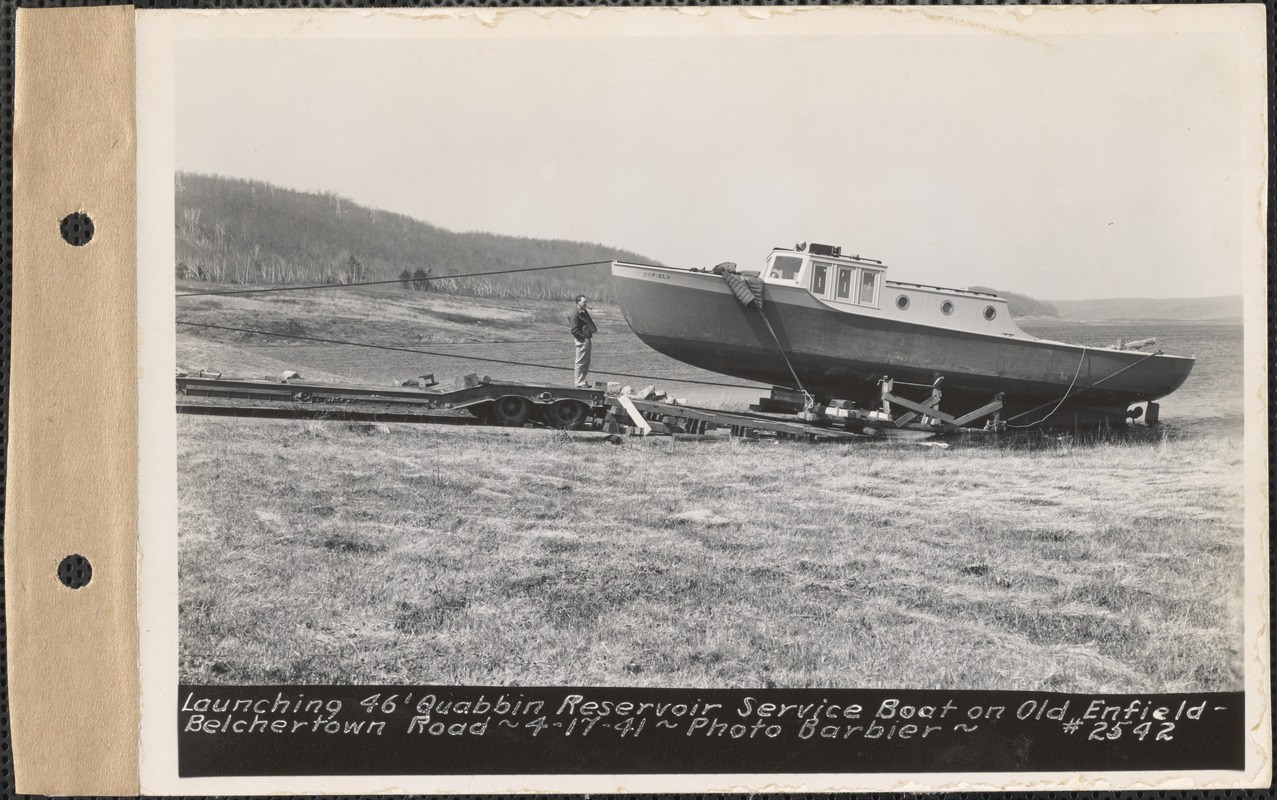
[1005,348,1162,428]
[176,260,617,298]
[231,338,586,350]
[176,320,766,390]
[240,338,578,348]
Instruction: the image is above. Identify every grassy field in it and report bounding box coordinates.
[178,417,1243,691]
[175,282,769,406]
[176,285,1245,691]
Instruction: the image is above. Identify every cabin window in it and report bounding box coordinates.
[811,263,829,295]
[835,268,854,300]
[983,305,997,321]
[941,301,954,315]
[859,270,879,306]
[769,255,804,282]
[895,295,910,310]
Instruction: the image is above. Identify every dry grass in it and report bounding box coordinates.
[175,283,767,403]
[176,283,596,355]
[178,417,1244,692]
[176,284,1244,691]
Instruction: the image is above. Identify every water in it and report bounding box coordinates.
[1018,319,1244,430]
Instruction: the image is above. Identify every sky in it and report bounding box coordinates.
[167,7,1264,301]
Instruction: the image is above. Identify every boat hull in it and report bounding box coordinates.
[612,263,1195,425]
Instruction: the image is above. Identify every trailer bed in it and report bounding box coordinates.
[176,373,606,429]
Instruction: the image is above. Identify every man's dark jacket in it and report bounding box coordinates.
[572,308,598,342]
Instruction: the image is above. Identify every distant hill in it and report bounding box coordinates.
[174,173,659,301]
[1051,296,1243,321]
[967,286,1058,318]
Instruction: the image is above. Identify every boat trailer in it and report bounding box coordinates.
[176,371,606,429]
[178,370,1014,442]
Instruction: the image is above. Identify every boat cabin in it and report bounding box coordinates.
[764,243,1025,337]
[765,244,884,308]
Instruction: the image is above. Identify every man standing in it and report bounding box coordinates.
[571,294,598,388]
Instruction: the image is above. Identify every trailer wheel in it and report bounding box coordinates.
[544,399,589,430]
[468,401,494,424]
[492,395,532,426]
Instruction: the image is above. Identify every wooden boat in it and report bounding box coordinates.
[611,243,1195,427]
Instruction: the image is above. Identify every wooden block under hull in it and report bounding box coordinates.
[862,426,938,441]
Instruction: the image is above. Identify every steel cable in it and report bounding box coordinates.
[175,259,624,298]
[176,320,767,390]
[1005,348,1163,428]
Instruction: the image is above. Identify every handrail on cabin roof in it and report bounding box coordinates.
[885,279,999,298]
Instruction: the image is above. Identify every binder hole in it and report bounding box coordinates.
[59,213,94,246]
[57,554,92,589]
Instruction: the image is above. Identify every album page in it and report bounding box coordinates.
[15,3,1272,795]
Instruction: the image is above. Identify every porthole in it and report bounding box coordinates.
[895,295,910,311]
[941,301,954,315]
[983,305,997,321]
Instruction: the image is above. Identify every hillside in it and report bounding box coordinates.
[967,286,1057,318]
[174,173,659,301]
[1052,296,1243,321]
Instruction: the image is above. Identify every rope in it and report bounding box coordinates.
[1005,348,1163,428]
[755,313,815,406]
[175,260,616,298]
[176,321,766,390]
[717,269,813,404]
[1005,347,1088,428]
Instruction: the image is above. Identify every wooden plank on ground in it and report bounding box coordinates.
[616,395,652,434]
[952,397,1005,427]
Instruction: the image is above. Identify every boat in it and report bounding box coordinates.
[610,243,1195,427]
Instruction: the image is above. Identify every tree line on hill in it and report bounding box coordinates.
[1051,295,1241,321]
[174,173,1068,317]
[174,172,658,301]
[968,286,1058,318]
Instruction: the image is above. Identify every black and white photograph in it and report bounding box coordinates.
[134,5,1268,792]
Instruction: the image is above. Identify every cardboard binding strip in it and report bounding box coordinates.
[10,6,139,794]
